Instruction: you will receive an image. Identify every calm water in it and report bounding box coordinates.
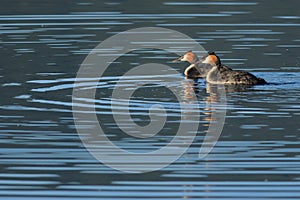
[1,0,300,199]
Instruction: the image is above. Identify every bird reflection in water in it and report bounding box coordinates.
[179,79,226,199]
[179,77,226,158]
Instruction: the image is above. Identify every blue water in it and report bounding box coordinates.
[1,0,300,199]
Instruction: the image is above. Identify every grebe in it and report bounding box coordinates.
[202,52,267,85]
[174,51,267,85]
[172,51,212,78]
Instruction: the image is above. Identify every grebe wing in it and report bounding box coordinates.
[220,69,265,85]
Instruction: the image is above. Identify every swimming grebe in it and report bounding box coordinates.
[202,52,267,85]
[174,51,267,85]
[172,51,212,78]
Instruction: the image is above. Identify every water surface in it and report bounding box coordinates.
[1,0,300,199]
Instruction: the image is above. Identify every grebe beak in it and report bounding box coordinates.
[172,55,184,62]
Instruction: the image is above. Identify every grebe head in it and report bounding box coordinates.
[201,52,221,67]
[172,51,199,64]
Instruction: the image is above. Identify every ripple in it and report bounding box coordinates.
[273,16,300,19]
[164,2,258,6]
[159,23,300,27]
[2,82,22,87]
[1,2,300,199]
